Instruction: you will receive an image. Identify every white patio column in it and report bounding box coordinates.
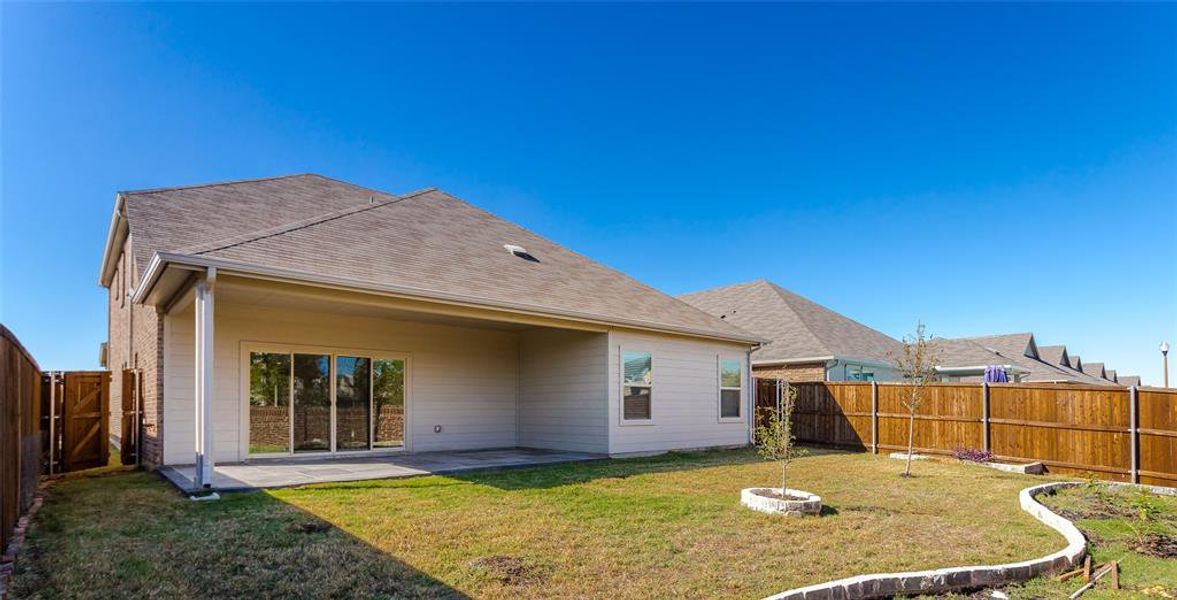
[194,267,217,488]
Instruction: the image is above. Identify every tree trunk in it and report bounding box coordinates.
[781,459,788,495]
[904,401,916,476]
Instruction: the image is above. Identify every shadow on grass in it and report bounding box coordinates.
[14,471,471,599]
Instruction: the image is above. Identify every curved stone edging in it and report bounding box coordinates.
[742,488,823,516]
[761,482,1087,600]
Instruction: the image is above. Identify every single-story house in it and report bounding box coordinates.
[99,174,763,486]
[1119,375,1143,387]
[931,333,1125,386]
[679,280,903,382]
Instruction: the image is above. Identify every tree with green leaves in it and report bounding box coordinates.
[895,322,939,477]
[755,381,807,494]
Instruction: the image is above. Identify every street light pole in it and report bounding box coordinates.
[1162,341,1171,388]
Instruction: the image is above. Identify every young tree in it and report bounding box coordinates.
[895,322,939,477]
[755,381,807,494]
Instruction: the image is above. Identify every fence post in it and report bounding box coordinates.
[981,382,991,454]
[870,381,879,454]
[1129,386,1139,484]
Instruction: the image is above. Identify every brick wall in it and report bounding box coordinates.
[106,237,165,468]
[753,362,828,382]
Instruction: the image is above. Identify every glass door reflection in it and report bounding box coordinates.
[293,354,331,452]
[335,356,371,450]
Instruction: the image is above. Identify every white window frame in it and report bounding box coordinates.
[619,349,655,426]
[717,355,744,423]
[239,341,411,460]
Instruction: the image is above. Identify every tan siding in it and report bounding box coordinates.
[518,329,608,453]
[163,301,520,465]
[607,330,751,455]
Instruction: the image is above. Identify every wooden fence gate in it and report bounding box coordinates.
[42,371,109,473]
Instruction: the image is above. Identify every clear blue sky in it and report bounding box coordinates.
[3,3,1175,383]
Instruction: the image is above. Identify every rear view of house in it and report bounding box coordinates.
[680,280,903,382]
[98,174,760,485]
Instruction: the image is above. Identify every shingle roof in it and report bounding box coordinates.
[1037,345,1070,368]
[678,280,903,364]
[935,332,1117,385]
[120,174,756,343]
[1119,375,1142,387]
[1105,369,1118,383]
[1083,362,1107,380]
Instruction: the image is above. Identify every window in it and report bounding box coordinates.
[622,351,652,421]
[846,365,876,382]
[719,358,742,419]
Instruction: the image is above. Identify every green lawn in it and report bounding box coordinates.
[14,449,1066,599]
[996,483,1177,599]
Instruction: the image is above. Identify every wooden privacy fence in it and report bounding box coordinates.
[755,379,1177,486]
[1,325,42,553]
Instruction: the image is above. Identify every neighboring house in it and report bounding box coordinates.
[99,174,762,476]
[1120,375,1143,387]
[679,280,903,382]
[931,332,1122,386]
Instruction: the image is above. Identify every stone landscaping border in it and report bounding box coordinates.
[762,482,1088,600]
[0,488,48,600]
[741,488,823,516]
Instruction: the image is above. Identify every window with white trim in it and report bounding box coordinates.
[719,358,742,419]
[622,351,653,421]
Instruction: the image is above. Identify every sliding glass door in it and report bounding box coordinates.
[373,359,405,448]
[248,353,291,454]
[293,354,331,453]
[248,349,404,457]
[335,356,371,451]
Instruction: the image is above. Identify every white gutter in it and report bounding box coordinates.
[133,252,768,345]
[752,356,836,366]
[97,194,129,287]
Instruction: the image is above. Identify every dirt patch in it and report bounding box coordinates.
[842,505,897,517]
[1049,496,1133,522]
[288,520,332,534]
[752,490,810,502]
[1132,533,1177,559]
[467,555,549,586]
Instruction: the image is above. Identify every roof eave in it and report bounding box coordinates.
[135,252,766,345]
[97,194,128,287]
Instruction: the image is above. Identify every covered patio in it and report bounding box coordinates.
[157,447,604,492]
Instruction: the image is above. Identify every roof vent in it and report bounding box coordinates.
[504,244,539,263]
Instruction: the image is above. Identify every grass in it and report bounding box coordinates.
[14,448,1067,599]
[994,483,1177,599]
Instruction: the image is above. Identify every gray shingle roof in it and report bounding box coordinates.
[1083,362,1107,379]
[120,174,755,343]
[1105,369,1118,383]
[1037,345,1070,368]
[1119,375,1142,387]
[678,280,902,364]
[936,332,1118,386]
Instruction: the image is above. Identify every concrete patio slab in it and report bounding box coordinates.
[157,448,605,493]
